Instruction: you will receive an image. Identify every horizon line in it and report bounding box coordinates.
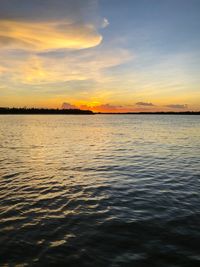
[0,107,200,115]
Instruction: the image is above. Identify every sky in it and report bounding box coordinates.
[0,0,200,112]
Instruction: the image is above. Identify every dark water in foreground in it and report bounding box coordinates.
[0,115,200,267]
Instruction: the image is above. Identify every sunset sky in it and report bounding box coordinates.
[0,0,200,112]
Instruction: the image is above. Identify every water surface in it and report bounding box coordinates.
[0,115,200,266]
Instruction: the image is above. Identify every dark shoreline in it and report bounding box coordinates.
[96,111,200,115]
[0,108,94,115]
[0,108,199,115]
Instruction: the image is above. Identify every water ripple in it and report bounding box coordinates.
[0,115,200,266]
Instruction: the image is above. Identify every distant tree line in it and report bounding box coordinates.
[96,111,200,115]
[0,107,94,115]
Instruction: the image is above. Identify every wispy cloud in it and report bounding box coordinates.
[0,21,102,51]
[0,46,133,86]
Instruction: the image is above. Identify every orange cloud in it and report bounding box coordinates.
[0,20,102,51]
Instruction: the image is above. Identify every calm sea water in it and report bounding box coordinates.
[0,115,200,267]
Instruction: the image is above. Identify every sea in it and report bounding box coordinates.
[0,115,199,267]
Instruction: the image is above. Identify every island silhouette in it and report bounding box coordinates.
[0,107,94,115]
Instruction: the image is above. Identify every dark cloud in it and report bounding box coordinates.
[0,0,98,23]
[79,103,131,112]
[166,104,188,109]
[62,102,78,109]
[95,104,123,110]
[136,102,155,106]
